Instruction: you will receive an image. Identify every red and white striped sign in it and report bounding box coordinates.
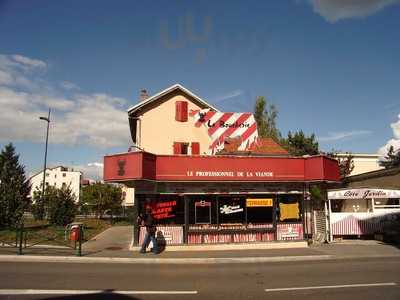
[139,226,183,245]
[189,109,259,154]
[187,232,275,244]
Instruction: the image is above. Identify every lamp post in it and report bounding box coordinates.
[39,108,51,219]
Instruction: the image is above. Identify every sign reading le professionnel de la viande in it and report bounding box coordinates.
[186,170,274,178]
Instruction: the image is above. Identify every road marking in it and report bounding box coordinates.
[265,282,397,292]
[0,289,198,295]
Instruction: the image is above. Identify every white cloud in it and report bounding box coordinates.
[0,70,13,85]
[392,114,400,139]
[11,54,47,69]
[308,0,400,22]
[73,162,104,180]
[0,53,130,148]
[213,89,243,102]
[319,130,372,142]
[378,114,400,156]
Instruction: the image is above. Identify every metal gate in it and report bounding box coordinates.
[313,210,328,243]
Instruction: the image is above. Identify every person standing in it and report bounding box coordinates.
[138,207,158,254]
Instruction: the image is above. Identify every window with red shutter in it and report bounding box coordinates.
[173,142,182,155]
[173,142,190,154]
[175,101,188,122]
[191,142,200,155]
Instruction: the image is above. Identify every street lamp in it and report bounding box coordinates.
[39,108,51,216]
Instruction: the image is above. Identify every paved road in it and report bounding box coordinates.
[1,257,399,300]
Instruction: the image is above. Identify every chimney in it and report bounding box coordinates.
[139,89,149,102]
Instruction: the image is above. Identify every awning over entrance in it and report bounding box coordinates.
[103,151,340,183]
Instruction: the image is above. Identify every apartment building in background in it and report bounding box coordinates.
[29,166,82,202]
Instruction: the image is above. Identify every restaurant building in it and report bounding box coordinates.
[326,167,400,240]
[103,84,340,245]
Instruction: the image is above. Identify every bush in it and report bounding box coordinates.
[32,185,77,226]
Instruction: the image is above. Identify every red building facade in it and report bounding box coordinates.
[104,152,340,245]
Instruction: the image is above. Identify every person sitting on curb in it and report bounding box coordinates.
[138,207,158,254]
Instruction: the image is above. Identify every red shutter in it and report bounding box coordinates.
[191,142,200,155]
[173,142,182,154]
[175,102,181,121]
[175,101,188,122]
[181,101,188,122]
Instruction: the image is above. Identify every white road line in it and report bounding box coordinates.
[0,289,198,295]
[265,282,397,292]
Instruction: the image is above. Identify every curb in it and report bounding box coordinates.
[129,241,309,252]
[0,254,334,264]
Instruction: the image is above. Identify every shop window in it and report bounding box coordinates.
[374,198,400,209]
[246,197,274,224]
[195,200,211,224]
[188,196,218,225]
[173,142,189,155]
[332,199,373,213]
[331,199,344,212]
[218,197,245,224]
[175,101,188,122]
[191,142,200,155]
[277,194,302,222]
[139,195,185,225]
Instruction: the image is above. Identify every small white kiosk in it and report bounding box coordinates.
[327,188,400,241]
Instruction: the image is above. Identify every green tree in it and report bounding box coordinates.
[81,183,122,218]
[254,96,281,141]
[0,143,31,228]
[327,151,355,178]
[380,145,400,169]
[32,185,57,221]
[282,130,319,156]
[47,185,77,226]
[32,185,77,226]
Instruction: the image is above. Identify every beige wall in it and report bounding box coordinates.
[122,185,135,206]
[351,156,383,176]
[136,93,211,155]
[336,154,383,176]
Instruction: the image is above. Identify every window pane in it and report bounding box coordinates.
[218,196,245,224]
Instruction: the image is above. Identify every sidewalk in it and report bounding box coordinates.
[1,240,399,264]
[82,225,132,252]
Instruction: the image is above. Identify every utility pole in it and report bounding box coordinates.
[39,108,51,219]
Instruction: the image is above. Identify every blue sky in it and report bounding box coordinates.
[0,0,400,179]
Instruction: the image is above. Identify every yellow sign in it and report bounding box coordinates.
[246,198,273,207]
[279,203,300,221]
